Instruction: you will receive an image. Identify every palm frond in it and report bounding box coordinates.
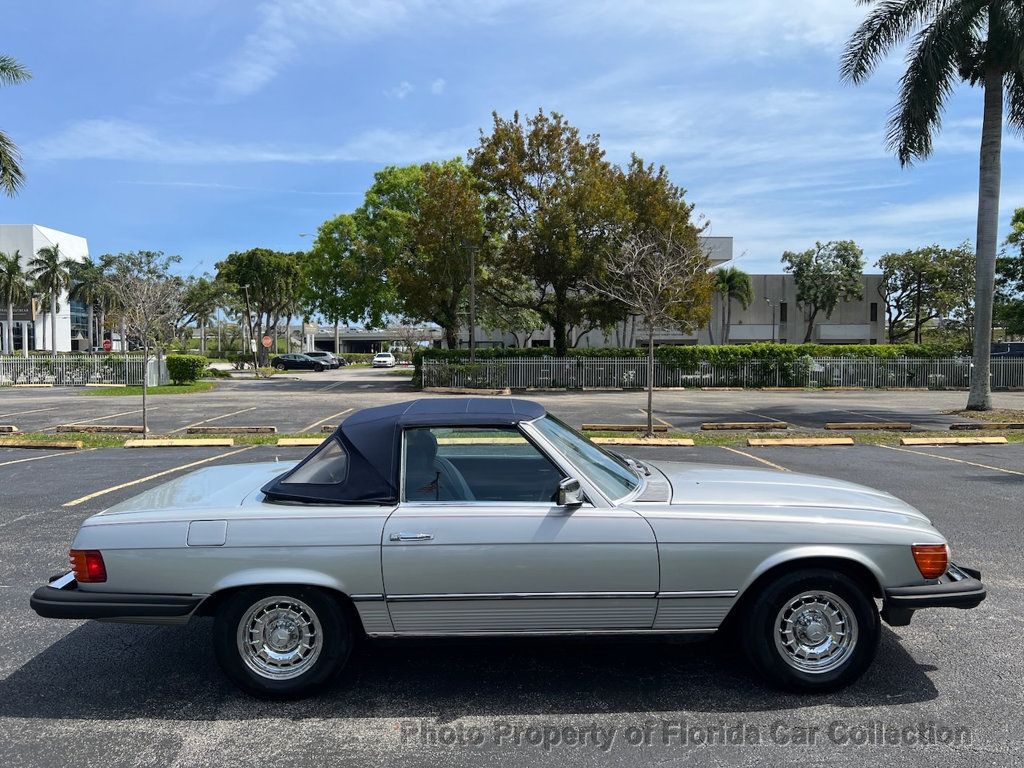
[0,130,25,197]
[0,55,31,87]
[1008,70,1024,135]
[886,2,986,165]
[840,0,943,84]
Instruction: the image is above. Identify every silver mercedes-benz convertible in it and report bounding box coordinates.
[32,398,985,698]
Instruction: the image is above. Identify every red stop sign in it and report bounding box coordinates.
[261,335,272,348]
[102,339,113,352]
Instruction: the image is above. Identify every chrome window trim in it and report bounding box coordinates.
[658,590,739,599]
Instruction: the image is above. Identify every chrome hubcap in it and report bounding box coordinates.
[774,590,858,674]
[237,596,322,680]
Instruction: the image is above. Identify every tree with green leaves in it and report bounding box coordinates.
[305,213,391,332]
[470,109,628,355]
[180,276,226,355]
[782,241,865,343]
[216,248,305,366]
[877,244,976,343]
[28,244,74,352]
[841,0,1024,409]
[996,206,1024,336]
[0,251,30,355]
[713,266,754,344]
[388,159,487,349]
[0,55,31,197]
[69,257,106,351]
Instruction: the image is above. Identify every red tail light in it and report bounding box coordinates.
[69,550,107,583]
[912,544,948,580]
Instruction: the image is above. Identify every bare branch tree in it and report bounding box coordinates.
[105,252,183,437]
[586,231,713,436]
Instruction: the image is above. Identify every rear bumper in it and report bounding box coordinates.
[881,563,986,626]
[30,572,204,625]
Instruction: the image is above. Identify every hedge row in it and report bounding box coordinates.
[413,342,967,381]
[166,354,208,384]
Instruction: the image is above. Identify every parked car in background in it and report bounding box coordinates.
[31,398,985,699]
[305,350,342,369]
[269,354,326,372]
[372,351,396,368]
[991,342,1024,358]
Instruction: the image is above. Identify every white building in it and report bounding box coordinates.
[0,224,90,354]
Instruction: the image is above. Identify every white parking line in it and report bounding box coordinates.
[319,381,344,392]
[168,406,259,434]
[301,408,352,433]
[0,406,58,419]
[877,444,1024,476]
[718,446,791,472]
[62,446,257,507]
[0,448,96,469]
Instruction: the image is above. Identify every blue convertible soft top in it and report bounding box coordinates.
[261,398,546,504]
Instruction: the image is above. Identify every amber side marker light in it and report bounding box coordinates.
[69,549,106,583]
[912,544,949,580]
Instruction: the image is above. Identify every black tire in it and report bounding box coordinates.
[314,364,325,372]
[213,586,352,699]
[741,568,879,692]
[274,363,286,371]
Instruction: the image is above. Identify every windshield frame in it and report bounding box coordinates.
[525,415,643,504]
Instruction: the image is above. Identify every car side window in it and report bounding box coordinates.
[403,426,565,503]
[281,438,349,484]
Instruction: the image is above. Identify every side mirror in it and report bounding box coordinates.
[557,477,584,508]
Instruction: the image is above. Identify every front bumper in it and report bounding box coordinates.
[881,563,986,626]
[30,572,205,625]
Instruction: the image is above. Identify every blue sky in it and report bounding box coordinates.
[3,0,1023,277]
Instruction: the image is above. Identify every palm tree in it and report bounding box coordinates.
[0,55,31,197]
[69,257,105,351]
[0,251,30,354]
[841,1,1024,411]
[714,267,754,344]
[28,244,73,352]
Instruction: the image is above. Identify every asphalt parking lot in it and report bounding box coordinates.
[1,408,1021,766]
[1,366,1022,435]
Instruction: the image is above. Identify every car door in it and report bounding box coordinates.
[380,425,659,634]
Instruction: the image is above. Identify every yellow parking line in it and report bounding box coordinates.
[877,444,1024,476]
[0,448,96,468]
[301,408,352,433]
[168,405,258,434]
[719,445,791,472]
[62,446,256,507]
[636,409,674,428]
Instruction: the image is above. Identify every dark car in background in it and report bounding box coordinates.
[270,354,327,372]
[305,350,344,369]
[991,342,1024,359]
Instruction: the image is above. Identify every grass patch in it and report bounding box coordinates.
[945,408,1024,422]
[81,381,217,396]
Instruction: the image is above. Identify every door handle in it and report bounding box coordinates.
[389,532,434,542]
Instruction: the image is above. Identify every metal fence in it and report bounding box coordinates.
[0,355,167,387]
[421,356,1024,391]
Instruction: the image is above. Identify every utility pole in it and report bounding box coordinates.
[242,284,260,374]
[468,244,477,363]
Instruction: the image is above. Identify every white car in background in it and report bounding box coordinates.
[372,352,396,368]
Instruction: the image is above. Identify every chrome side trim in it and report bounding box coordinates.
[366,628,717,638]
[658,590,738,599]
[385,591,657,602]
[350,594,385,602]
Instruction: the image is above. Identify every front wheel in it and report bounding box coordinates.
[213,586,352,698]
[741,568,879,692]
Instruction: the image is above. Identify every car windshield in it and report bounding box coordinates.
[531,415,640,501]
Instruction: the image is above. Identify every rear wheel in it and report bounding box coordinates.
[741,568,879,691]
[274,363,286,371]
[213,586,352,699]
[314,364,325,372]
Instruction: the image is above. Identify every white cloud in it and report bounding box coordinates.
[430,78,446,95]
[384,80,415,99]
[28,119,470,165]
